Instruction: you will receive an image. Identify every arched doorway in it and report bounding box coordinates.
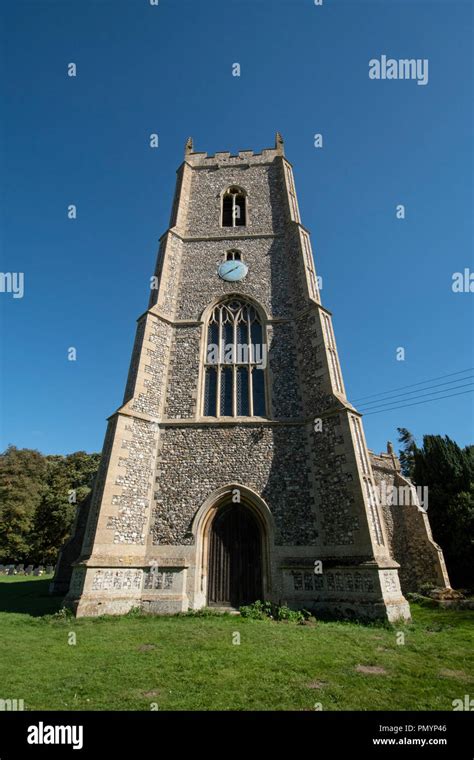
[208,503,262,607]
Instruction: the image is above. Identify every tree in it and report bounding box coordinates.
[31,459,75,565]
[0,447,100,565]
[397,427,417,479]
[32,451,101,565]
[0,447,48,562]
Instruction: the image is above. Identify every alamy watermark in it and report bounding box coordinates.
[452,694,474,711]
[376,482,428,511]
[27,722,83,750]
[452,268,474,293]
[369,55,429,86]
[0,698,24,711]
[0,272,24,298]
[207,341,267,369]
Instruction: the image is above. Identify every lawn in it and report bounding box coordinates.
[0,576,472,711]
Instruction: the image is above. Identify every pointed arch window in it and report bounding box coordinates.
[203,299,266,417]
[222,187,246,227]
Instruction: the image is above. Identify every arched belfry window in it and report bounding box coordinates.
[203,299,266,417]
[222,187,246,227]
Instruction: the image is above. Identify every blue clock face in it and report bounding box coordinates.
[218,260,248,282]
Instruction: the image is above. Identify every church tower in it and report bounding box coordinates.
[65,135,412,621]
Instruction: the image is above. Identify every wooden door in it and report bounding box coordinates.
[208,503,262,607]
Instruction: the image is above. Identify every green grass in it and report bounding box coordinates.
[0,576,473,711]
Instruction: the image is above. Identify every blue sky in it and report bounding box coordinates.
[0,0,473,456]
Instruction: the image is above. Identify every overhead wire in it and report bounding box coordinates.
[360,388,474,416]
[357,380,474,411]
[351,368,474,404]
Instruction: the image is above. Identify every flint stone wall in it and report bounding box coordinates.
[152,424,317,546]
[184,160,286,238]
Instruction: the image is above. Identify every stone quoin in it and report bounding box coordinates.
[53,135,450,621]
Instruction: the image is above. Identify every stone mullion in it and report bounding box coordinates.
[232,315,237,417]
[216,311,223,417]
[247,315,254,417]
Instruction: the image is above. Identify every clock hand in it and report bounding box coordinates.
[226,265,240,273]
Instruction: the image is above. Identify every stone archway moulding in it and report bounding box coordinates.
[191,483,275,606]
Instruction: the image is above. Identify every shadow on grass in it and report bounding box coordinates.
[0,579,64,616]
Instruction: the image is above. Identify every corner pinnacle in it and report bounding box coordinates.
[275,132,285,155]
